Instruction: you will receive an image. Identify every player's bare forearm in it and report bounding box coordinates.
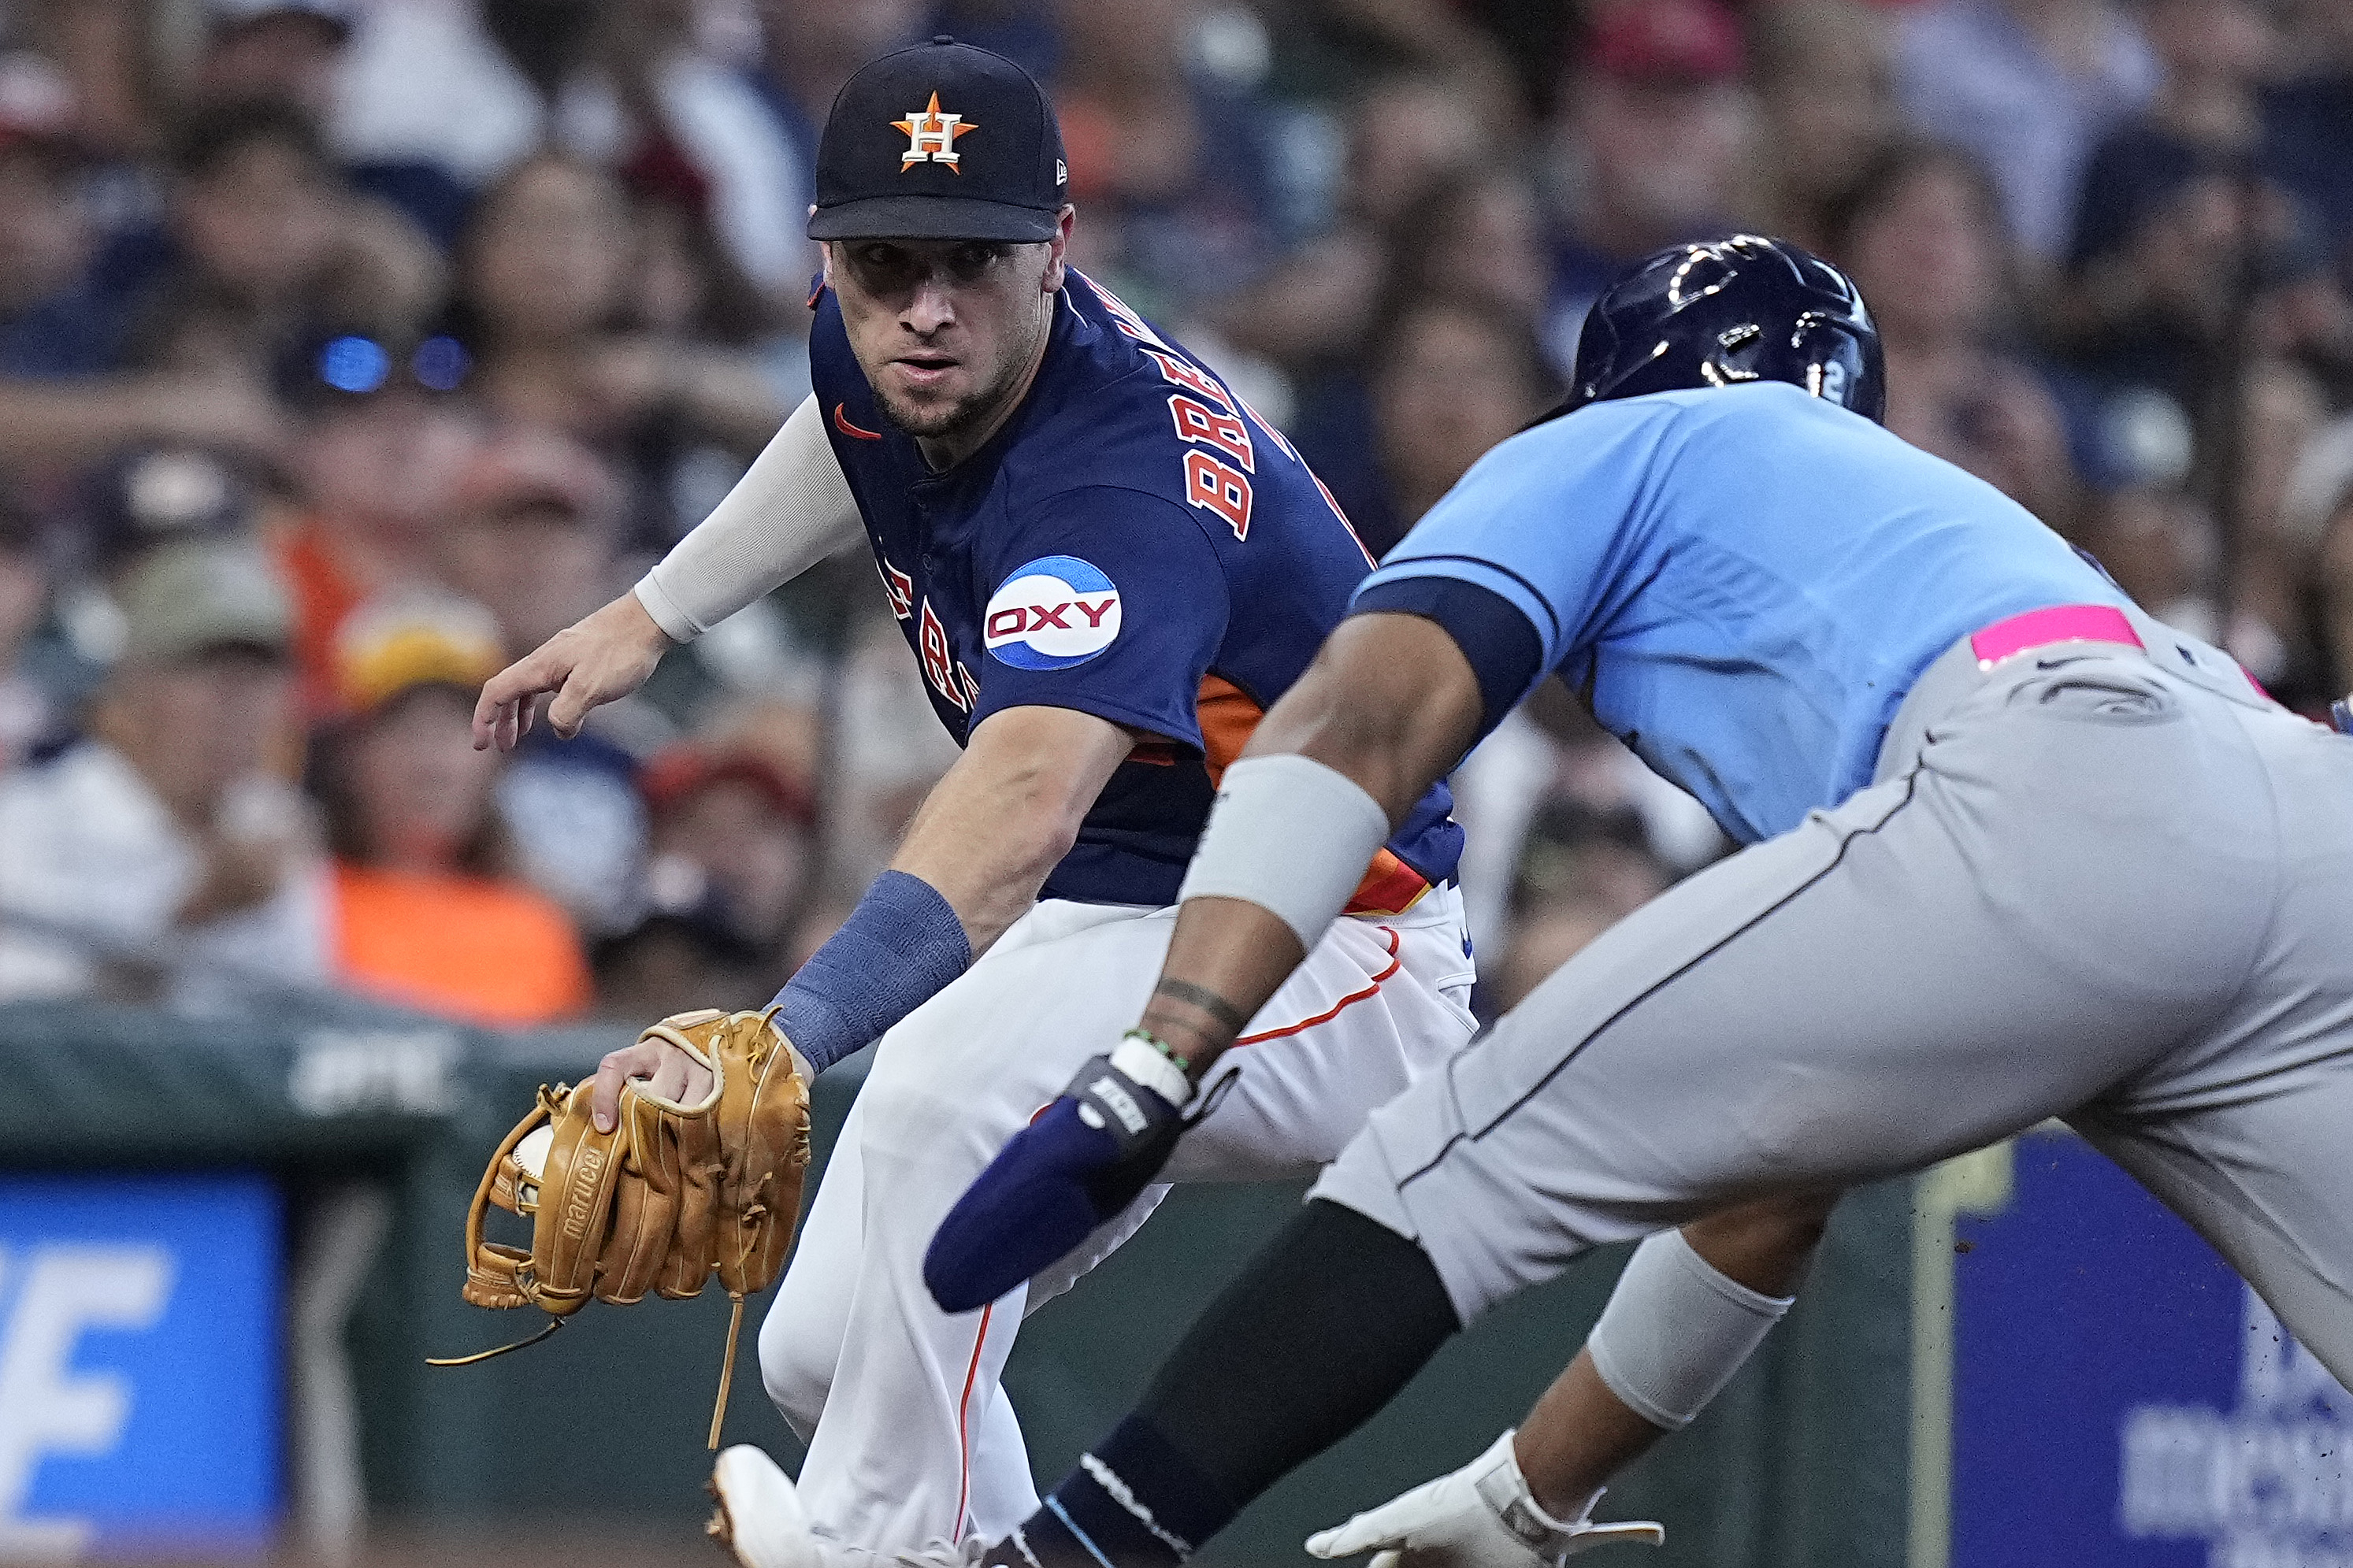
[1141,613,1484,1072]
[890,704,1137,956]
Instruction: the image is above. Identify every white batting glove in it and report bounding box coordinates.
[1305,1432,1664,1568]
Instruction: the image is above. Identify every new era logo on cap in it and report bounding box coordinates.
[810,36,1068,243]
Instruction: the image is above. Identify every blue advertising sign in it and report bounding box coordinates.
[1944,1130,2351,1566]
[0,1173,280,1556]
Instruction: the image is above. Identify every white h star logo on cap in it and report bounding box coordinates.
[894,91,977,172]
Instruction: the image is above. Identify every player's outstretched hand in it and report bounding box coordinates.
[1305,1432,1662,1568]
[923,1036,1194,1313]
[473,591,674,751]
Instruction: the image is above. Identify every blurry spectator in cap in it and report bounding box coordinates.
[210,0,473,248]
[81,444,258,579]
[308,591,591,1025]
[0,537,332,1006]
[1746,1,1900,255]
[1825,141,2083,532]
[197,0,354,118]
[0,95,443,469]
[1541,0,1750,370]
[136,101,349,350]
[191,0,468,257]
[596,737,820,1017]
[1895,0,2159,268]
[443,426,651,939]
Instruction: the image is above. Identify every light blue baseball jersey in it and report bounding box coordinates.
[1353,380,2131,844]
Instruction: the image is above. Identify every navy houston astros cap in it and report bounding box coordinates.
[809,36,1068,243]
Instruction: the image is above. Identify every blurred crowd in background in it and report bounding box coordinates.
[3,0,2351,1030]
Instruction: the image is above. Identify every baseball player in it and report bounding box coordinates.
[921,235,2353,1568]
[472,36,1498,1568]
[479,45,1855,1566]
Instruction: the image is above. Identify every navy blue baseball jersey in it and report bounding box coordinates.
[810,268,1461,910]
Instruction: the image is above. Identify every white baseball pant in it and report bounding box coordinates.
[1316,614,2353,1387]
[759,886,1477,1555]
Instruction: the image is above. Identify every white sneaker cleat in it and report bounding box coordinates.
[709,1445,826,1568]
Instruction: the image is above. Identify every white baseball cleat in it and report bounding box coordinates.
[709,1444,827,1568]
[707,1446,982,1568]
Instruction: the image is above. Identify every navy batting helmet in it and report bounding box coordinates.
[1547,234,1885,425]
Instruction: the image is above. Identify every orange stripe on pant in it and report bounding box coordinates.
[952,1300,996,1540]
[1237,927,1404,1046]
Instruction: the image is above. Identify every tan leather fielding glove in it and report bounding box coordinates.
[437,1006,812,1445]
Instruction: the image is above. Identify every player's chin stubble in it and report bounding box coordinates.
[874,310,1048,447]
[874,380,992,443]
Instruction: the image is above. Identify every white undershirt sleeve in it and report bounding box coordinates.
[632,393,864,642]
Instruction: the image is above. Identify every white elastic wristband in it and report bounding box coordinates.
[1109,1035,1193,1108]
[1585,1229,1794,1432]
[633,394,863,642]
[1176,754,1391,952]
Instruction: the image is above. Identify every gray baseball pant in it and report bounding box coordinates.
[1315,610,2353,1382]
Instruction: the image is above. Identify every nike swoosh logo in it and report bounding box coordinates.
[833,402,884,441]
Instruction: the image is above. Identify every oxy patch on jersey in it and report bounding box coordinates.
[984,555,1122,670]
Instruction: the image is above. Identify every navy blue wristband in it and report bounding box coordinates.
[773,869,972,1073]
